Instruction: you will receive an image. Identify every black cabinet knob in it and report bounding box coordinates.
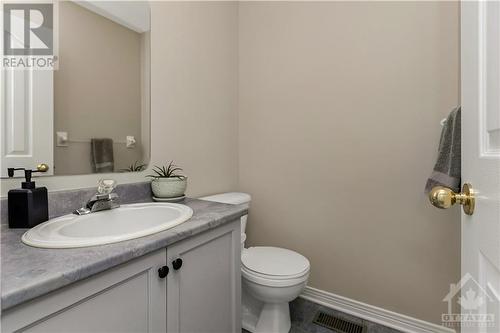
[172,258,183,270]
[158,265,169,278]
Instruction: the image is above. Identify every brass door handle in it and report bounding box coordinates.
[36,164,49,172]
[429,183,475,215]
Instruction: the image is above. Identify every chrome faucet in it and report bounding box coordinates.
[74,179,120,215]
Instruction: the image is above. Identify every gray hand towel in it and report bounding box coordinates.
[91,138,114,173]
[425,106,461,193]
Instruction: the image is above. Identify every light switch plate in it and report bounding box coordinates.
[56,131,68,147]
[126,136,136,148]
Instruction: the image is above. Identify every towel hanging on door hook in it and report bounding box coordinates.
[425,106,461,193]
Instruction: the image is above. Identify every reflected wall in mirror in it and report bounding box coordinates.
[54,1,150,175]
[0,1,150,178]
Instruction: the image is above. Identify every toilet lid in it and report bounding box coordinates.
[242,247,310,277]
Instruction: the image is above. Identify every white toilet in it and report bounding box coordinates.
[200,192,310,333]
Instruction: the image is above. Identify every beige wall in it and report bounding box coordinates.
[150,2,239,197]
[238,1,460,324]
[54,2,143,175]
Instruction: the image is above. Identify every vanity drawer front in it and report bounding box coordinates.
[2,250,166,333]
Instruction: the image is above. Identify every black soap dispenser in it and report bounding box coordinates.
[8,164,49,228]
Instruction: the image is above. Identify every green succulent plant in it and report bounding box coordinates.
[146,161,185,179]
[120,161,146,172]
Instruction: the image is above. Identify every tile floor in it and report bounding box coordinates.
[243,297,403,333]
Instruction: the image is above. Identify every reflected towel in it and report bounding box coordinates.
[425,107,461,193]
[91,138,114,173]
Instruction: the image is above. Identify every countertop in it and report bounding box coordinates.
[1,198,247,311]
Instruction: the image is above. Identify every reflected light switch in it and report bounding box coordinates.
[126,136,136,148]
[56,131,68,147]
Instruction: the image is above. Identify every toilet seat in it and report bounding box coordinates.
[242,247,310,287]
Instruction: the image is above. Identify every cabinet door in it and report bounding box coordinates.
[167,220,241,333]
[2,250,166,333]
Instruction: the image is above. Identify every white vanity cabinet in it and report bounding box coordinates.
[166,220,241,333]
[1,250,167,333]
[1,220,241,333]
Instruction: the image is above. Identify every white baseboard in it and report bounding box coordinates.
[300,286,455,333]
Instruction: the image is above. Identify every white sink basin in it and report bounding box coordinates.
[22,203,194,248]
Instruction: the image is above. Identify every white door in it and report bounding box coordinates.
[461,1,500,332]
[1,68,54,177]
[0,6,54,177]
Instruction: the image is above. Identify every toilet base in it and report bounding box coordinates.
[242,289,291,333]
[256,303,291,333]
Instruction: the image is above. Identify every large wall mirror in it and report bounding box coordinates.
[1,1,150,177]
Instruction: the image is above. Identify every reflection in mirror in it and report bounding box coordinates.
[54,1,150,175]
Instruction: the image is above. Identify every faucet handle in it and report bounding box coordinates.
[97,179,117,195]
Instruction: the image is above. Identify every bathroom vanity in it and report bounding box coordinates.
[0,199,245,333]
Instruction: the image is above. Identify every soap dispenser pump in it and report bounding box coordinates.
[8,164,49,228]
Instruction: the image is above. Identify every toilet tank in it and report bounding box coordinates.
[199,192,251,234]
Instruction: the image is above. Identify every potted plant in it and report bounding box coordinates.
[120,161,146,172]
[147,162,187,198]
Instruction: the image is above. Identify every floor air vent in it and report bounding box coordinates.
[312,311,366,333]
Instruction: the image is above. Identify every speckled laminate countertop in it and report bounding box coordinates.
[1,198,246,311]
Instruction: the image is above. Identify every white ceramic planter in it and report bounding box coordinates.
[151,177,187,198]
